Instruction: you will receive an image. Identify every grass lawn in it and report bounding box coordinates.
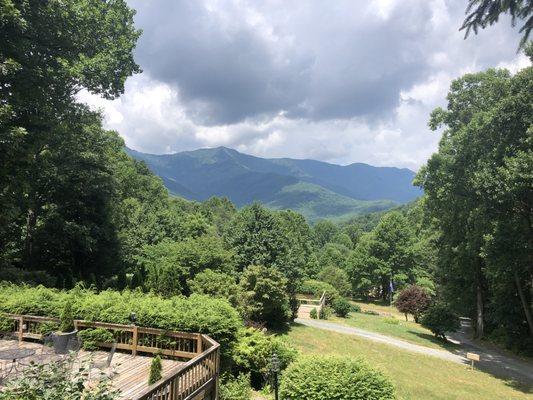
[284,324,532,400]
[329,312,458,351]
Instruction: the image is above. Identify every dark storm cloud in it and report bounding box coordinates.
[128,0,443,125]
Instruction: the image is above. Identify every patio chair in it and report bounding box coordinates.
[89,341,117,380]
[18,334,56,367]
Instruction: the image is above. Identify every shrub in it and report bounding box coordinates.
[0,312,13,333]
[310,308,318,319]
[78,328,115,351]
[188,269,240,306]
[0,284,242,355]
[298,280,339,304]
[279,356,395,400]
[38,321,59,336]
[394,285,431,322]
[148,355,163,385]
[59,301,75,332]
[319,306,330,320]
[239,265,291,327]
[363,310,379,316]
[0,267,55,287]
[332,297,351,318]
[220,373,251,400]
[0,356,119,400]
[317,266,351,297]
[232,328,297,387]
[350,303,362,313]
[421,303,460,340]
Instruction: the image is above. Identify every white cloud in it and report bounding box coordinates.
[78,0,527,170]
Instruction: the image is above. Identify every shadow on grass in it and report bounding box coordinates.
[409,330,461,352]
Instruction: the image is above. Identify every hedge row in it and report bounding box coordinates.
[0,284,242,349]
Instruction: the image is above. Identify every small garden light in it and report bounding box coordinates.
[270,352,280,400]
[129,312,137,325]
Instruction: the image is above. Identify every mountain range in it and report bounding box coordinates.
[127,146,421,221]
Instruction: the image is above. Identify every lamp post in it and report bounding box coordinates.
[270,352,280,400]
[129,312,137,325]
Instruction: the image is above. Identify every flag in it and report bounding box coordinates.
[389,279,394,293]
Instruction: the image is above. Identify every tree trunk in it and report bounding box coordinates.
[24,206,36,269]
[514,269,533,336]
[474,259,485,339]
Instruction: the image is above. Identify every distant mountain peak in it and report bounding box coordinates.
[127,146,421,221]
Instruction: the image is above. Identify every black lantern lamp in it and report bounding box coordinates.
[270,352,280,400]
[129,312,137,325]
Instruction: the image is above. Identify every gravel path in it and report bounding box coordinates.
[295,317,533,387]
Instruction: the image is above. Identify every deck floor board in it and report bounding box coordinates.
[0,339,181,399]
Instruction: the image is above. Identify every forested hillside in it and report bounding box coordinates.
[127,146,419,221]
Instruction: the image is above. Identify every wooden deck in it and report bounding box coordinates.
[0,339,182,399]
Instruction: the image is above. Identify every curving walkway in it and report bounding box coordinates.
[295,317,533,387]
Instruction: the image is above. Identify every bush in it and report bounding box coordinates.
[148,355,163,384]
[350,303,362,313]
[0,312,13,333]
[319,306,330,320]
[220,373,251,400]
[279,356,395,400]
[332,297,351,318]
[188,269,240,306]
[232,328,297,387]
[59,301,74,332]
[239,265,291,327]
[0,267,55,287]
[78,328,115,351]
[317,267,351,297]
[421,303,460,340]
[394,285,431,322]
[38,321,59,336]
[0,284,242,354]
[298,280,339,304]
[310,308,317,319]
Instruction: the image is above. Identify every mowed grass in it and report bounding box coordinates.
[284,324,532,400]
[329,312,458,351]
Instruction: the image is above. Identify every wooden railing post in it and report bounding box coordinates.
[196,334,202,354]
[132,325,138,356]
[18,316,24,342]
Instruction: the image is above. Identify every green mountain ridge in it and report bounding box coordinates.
[126,146,421,221]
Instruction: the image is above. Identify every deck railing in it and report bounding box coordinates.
[296,291,326,318]
[5,314,220,399]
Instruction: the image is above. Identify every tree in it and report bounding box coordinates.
[416,60,533,346]
[188,269,241,307]
[239,265,292,327]
[394,285,431,322]
[0,0,141,273]
[461,0,532,48]
[224,204,287,271]
[313,220,339,247]
[421,304,461,340]
[318,266,351,297]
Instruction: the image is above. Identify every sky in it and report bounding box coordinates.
[79,0,529,171]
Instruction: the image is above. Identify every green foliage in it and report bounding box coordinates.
[0,355,119,400]
[332,297,352,318]
[0,312,13,333]
[318,266,351,297]
[239,265,291,327]
[220,373,252,400]
[38,321,60,337]
[59,302,74,333]
[416,62,533,348]
[0,267,55,287]
[0,285,242,354]
[310,308,318,319]
[148,355,163,385]
[78,328,115,351]
[319,306,331,320]
[394,285,431,322]
[298,280,339,304]
[232,328,297,385]
[188,269,240,306]
[421,304,460,340]
[279,356,395,400]
[350,304,362,313]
